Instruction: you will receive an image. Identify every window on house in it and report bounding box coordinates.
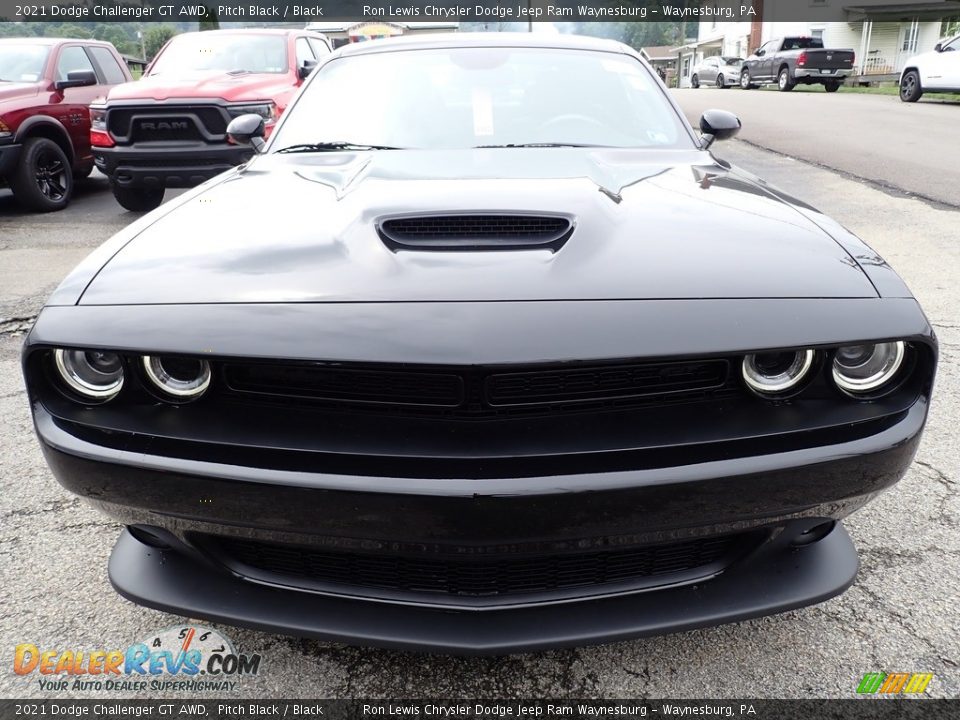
[811,29,825,42]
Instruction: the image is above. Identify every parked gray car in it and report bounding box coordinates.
[691,56,743,88]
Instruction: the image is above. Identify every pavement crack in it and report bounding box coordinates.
[0,315,36,337]
[2,497,81,520]
[914,459,956,489]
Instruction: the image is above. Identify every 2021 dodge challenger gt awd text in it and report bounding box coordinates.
[23,35,937,654]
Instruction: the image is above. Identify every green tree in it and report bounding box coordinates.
[563,21,684,50]
[46,23,94,40]
[144,25,176,60]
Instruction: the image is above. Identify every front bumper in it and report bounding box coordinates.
[92,143,252,189]
[34,394,926,652]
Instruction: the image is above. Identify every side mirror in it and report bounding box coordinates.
[934,42,943,52]
[755,49,764,56]
[298,59,318,80]
[226,113,266,153]
[699,109,741,150]
[55,69,97,91]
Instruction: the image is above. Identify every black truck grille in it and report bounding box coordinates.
[222,358,732,418]
[207,533,748,601]
[107,105,229,141]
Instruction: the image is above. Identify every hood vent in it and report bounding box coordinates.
[378,213,574,252]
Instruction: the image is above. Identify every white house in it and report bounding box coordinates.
[676,0,958,87]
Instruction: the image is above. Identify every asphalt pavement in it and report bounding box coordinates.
[670,86,960,208]
[0,135,957,698]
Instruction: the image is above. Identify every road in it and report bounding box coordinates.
[0,141,958,699]
[670,87,960,208]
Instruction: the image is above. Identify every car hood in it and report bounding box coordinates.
[0,82,40,103]
[107,70,294,102]
[79,148,878,305]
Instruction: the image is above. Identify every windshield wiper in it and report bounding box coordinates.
[473,142,605,149]
[276,142,403,153]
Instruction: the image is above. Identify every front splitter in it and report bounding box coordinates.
[108,524,859,655]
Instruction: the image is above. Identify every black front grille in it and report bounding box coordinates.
[207,533,748,601]
[378,214,573,251]
[221,359,733,417]
[488,360,727,407]
[224,365,464,407]
[107,105,228,140]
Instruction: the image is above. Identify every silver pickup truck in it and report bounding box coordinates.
[740,37,856,92]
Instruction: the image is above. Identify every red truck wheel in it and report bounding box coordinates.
[10,137,73,212]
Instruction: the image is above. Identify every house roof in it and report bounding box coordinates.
[640,45,678,60]
[844,1,960,20]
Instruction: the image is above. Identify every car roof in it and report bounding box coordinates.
[173,28,319,37]
[334,32,634,58]
[0,37,115,46]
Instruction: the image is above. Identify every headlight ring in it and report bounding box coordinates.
[142,356,211,400]
[53,348,125,400]
[832,341,905,395]
[742,349,815,397]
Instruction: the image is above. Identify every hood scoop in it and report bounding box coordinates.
[377,213,574,252]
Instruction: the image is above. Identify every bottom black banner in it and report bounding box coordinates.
[0,700,957,720]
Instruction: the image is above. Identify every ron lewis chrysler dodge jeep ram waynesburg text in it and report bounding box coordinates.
[23,34,937,654]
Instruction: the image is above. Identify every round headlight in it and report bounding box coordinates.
[54,348,124,400]
[142,356,211,399]
[742,349,814,396]
[832,341,905,395]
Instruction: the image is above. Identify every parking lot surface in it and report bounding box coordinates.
[0,140,957,699]
[670,87,960,208]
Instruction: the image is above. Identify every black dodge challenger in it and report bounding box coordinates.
[23,34,937,653]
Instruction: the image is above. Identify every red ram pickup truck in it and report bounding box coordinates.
[91,28,331,211]
[0,37,132,212]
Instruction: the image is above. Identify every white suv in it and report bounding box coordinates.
[900,34,960,102]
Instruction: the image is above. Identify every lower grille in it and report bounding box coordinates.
[205,533,751,603]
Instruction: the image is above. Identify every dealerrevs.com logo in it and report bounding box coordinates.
[13,625,262,693]
[856,672,934,695]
